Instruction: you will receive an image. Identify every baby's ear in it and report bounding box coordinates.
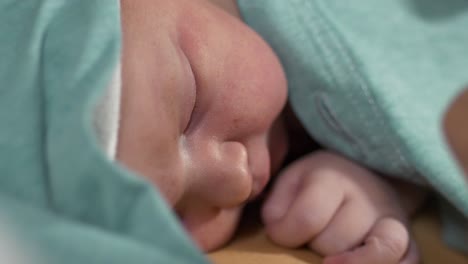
[444,88,468,178]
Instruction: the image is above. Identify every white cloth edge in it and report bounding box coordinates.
[92,62,122,160]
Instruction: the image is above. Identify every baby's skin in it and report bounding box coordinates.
[263,151,421,264]
[117,0,424,263]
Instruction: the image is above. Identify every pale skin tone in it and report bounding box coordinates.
[117,0,424,263]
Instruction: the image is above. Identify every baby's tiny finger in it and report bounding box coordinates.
[366,218,409,262]
[262,162,305,224]
[265,174,344,248]
[309,198,375,256]
[323,217,409,264]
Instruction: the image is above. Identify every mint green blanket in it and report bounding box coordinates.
[0,1,208,263]
[239,0,468,252]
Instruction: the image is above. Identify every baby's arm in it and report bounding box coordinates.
[262,151,425,264]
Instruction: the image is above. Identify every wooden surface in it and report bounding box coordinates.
[209,206,468,264]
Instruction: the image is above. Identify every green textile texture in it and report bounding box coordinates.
[0,1,208,263]
[239,0,468,252]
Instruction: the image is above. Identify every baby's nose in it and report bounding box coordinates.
[190,141,252,208]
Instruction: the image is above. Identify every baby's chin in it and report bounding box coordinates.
[180,206,243,252]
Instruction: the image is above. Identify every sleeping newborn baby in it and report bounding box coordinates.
[115,1,427,263]
[117,1,467,263]
[2,0,465,263]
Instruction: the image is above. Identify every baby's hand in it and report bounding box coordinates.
[262,151,420,264]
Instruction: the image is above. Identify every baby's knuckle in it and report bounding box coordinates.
[306,168,340,186]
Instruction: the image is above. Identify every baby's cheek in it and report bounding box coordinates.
[149,168,187,207]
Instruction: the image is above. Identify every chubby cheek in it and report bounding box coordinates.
[231,48,287,136]
[151,171,186,207]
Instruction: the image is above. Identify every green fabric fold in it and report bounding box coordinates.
[0,1,208,263]
[238,0,468,252]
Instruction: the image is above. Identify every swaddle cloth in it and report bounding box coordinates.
[239,0,468,252]
[0,1,208,263]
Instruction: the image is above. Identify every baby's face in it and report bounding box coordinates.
[117,0,288,251]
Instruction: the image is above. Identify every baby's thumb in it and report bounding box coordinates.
[261,166,303,224]
[324,217,411,264]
